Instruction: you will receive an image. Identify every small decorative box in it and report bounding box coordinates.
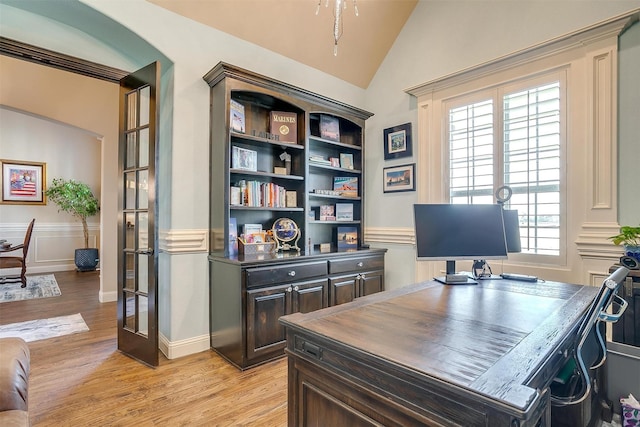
[238,238,275,255]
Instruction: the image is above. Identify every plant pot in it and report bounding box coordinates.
[624,245,640,263]
[75,248,99,272]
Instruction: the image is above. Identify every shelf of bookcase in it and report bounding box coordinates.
[309,136,361,151]
[231,132,305,150]
[308,220,361,225]
[230,206,304,212]
[230,169,305,181]
[309,193,361,201]
[308,163,361,175]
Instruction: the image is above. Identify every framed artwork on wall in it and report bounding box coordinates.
[383,123,412,160]
[1,159,46,205]
[383,163,415,193]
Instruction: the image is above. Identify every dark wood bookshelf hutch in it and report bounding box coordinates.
[203,62,386,369]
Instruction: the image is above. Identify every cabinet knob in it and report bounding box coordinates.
[357,262,364,267]
[294,286,299,292]
[360,274,366,280]
[288,271,296,277]
[287,286,293,293]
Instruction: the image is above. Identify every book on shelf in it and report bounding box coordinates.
[335,203,354,221]
[330,157,340,168]
[230,99,245,133]
[336,226,358,251]
[320,115,340,141]
[230,186,241,205]
[320,204,335,221]
[339,153,354,169]
[333,176,358,198]
[229,217,238,256]
[232,146,257,171]
[270,111,297,143]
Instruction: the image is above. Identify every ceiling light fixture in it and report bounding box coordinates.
[315,0,359,56]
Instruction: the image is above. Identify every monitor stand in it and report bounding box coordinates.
[434,261,478,285]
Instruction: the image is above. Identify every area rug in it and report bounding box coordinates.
[0,274,61,303]
[0,313,89,342]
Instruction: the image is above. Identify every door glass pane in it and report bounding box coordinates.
[125,213,135,250]
[140,86,150,126]
[139,128,149,167]
[126,91,137,130]
[138,295,149,337]
[125,253,135,291]
[138,170,149,209]
[124,293,135,331]
[125,171,136,209]
[126,132,137,169]
[138,254,148,294]
[138,212,148,252]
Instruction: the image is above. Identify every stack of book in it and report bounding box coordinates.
[231,180,288,208]
[309,155,331,165]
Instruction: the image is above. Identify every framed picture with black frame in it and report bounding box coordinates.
[383,163,415,193]
[383,123,412,160]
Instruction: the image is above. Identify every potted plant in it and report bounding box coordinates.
[45,178,100,271]
[609,224,640,262]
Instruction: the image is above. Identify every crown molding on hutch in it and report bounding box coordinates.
[364,227,414,245]
[158,229,208,254]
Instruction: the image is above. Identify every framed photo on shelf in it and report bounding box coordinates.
[232,146,257,172]
[336,226,358,251]
[383,163,415,193]
[339,153,354,170]
[383,123,412,160]
[319,204,335,221]
[335,203,354,221]
[1,159,46,205]
[230,99,245,133]
[320,115,340,141]
[333,176,358,198]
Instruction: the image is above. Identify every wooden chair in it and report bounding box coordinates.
[0,218,36,288]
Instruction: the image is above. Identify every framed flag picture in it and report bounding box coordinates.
[1,159,46,205]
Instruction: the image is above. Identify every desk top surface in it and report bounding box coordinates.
[281,278,599,412]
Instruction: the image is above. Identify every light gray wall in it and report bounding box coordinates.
[619,21,640,226]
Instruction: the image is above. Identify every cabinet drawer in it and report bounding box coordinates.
[328,255,384,275]
[246,261,328,288]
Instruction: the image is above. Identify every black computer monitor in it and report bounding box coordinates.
[413,204,508,284]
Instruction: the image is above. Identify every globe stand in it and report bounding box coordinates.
[272,218,301,252]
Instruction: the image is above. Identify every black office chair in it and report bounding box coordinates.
[550,266,630,406]
[0,218,36,288]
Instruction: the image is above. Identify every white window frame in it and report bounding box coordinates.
[443,70,567,264]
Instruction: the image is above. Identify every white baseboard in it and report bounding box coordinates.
[159,332,210,359]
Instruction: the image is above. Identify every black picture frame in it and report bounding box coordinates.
[383,163,416,193]
[383,123,412,160]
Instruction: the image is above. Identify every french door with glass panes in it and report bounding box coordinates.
[117,62,159,367]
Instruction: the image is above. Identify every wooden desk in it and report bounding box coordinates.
[280,279,599,427]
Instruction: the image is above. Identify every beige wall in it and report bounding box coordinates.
[0,55,119,302]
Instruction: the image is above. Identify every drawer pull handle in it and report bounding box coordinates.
[357,262,364,267]
[360,274,366,279]
[294,286,299,292]
[288,271,296,277]
[302,342,322,359]
[287,286,293,293]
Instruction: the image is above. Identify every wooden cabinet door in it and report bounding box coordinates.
[292,279,328,314]
[246,284,291,362]
[329,275,358,306]
[359,270,384,298]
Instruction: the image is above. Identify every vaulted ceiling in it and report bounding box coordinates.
[147,0,418,88]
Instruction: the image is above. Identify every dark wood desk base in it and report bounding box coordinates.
[282,279,599,427]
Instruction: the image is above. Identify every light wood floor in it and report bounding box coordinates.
[0,270,288,426]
